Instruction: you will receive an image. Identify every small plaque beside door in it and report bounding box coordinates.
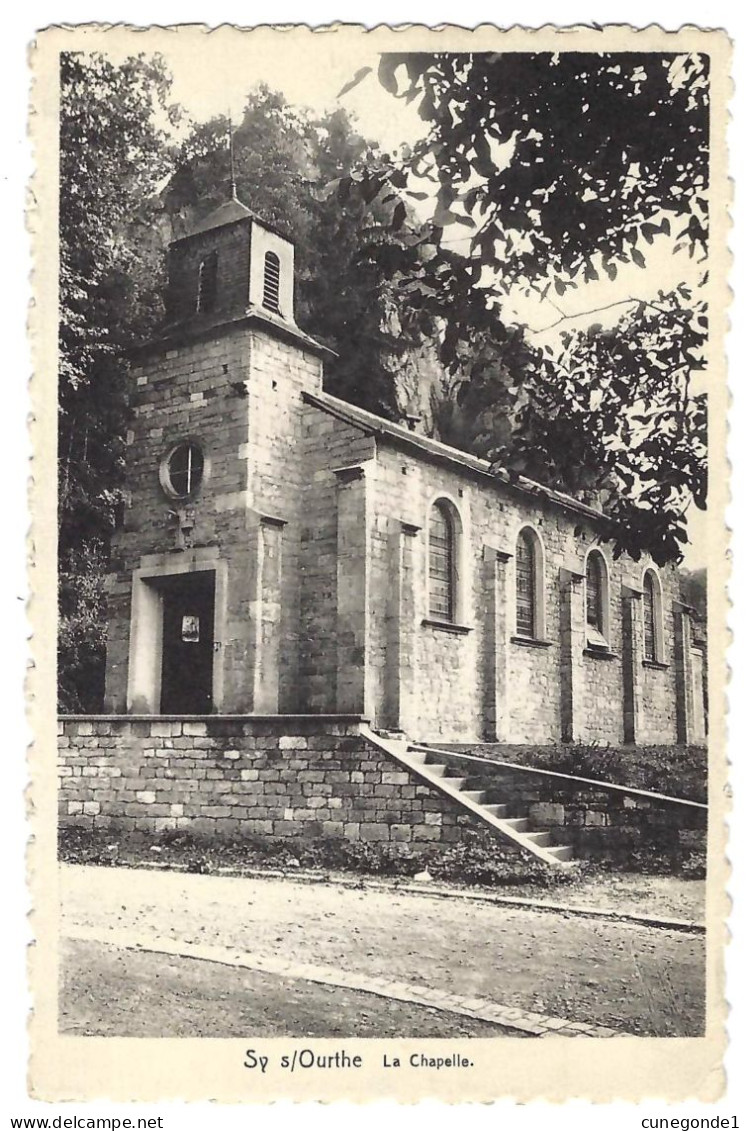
[181,615,200,643]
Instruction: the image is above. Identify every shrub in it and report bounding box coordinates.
[505,743,707,803]
[58,822,703,882]
[58,826,584,887]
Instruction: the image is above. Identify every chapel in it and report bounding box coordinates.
[102,191,706,747]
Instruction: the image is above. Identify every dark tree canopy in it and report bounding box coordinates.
[378,52,708,288]
[338,51,710,563]
[58,52,177,710]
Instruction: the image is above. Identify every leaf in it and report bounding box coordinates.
[336,177,351,204]
[472,130,496,179]
[336,67,373,100]
[631,248,647,269]
[378,56,401,97]
[362,176,386,205]
[432,209,460,227]
[418,89,435,121]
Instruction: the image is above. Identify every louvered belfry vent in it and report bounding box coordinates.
[263,251,281,313]
[196,251,218,315]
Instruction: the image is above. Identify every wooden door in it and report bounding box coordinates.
[160,572,215,714]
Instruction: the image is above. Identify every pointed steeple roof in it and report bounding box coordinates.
[186,193,255,239]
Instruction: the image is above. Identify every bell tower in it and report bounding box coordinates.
[163,192,299,331]
[103,192,332,717]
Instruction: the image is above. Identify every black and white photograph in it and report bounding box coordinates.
[23,19,734,1105]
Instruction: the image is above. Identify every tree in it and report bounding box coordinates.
[58,52,178,709]
[338,51,710,562]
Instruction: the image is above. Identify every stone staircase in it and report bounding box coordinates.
[363,728,575,868]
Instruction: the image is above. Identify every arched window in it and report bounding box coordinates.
[585,549,610,648]
[262,251,281,313]
[643,568,663,662]
[196,252,218,315]
[515,527,539,638]
[428,501,456,621]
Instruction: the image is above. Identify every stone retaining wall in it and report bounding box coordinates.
[58,717,706,865]
[427,750,706,862]
[57,716,499,848]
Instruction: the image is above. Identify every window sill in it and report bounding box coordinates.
[510,635,553,649]
[583,647,618,660]
[642,659,669,671]
[422,618,472,635]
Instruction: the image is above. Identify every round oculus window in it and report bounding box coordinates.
[161,441,205,499]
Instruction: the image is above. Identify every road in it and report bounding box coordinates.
[60,937,526,1038]
[59,864,705,1038]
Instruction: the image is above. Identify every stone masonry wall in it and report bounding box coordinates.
[298,406,376,713]
[105,326,255,713]
[426,751,706,864]
[364,439,683,745]
[165,222,251,325]
[58,717,499,848]
[245,330,324,711]
[105,319,329,716]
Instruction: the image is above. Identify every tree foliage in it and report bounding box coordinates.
[58,539,109,712]
[506,292,707,562]
[379,51,707,287]
[58,52,177,708]
[338,51,710,562]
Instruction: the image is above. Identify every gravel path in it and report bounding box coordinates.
[61,864,705,1036]
[493,873,705,922]
[61,938,524,1038]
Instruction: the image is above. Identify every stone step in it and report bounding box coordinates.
[369,732,578,870]
[459,789,486,804]
[523,830,553,848]
[482,803,509,819]
[504,817,531,833]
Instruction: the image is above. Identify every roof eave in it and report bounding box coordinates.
[302,390,606,525]
[132,309,337,361]
[171,208,291,247]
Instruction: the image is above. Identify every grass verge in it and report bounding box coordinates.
[59,824,704,885]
